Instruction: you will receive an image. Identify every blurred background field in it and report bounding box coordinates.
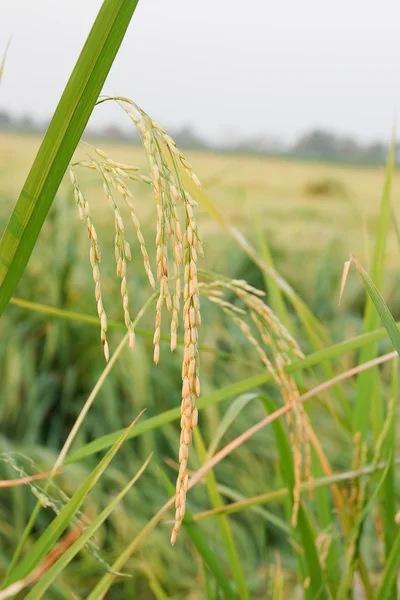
[3,131,400,300]
[0,129,399,598]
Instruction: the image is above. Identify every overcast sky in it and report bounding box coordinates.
[0,0,399,143]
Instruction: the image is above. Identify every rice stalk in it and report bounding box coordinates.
[69,100,204,544]
[199,275,311,526]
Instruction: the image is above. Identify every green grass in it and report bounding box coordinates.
[1,135,399,596]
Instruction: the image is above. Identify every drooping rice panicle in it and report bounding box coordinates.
[110,98,203,542]
[87,160,136,350]
[170,203,201,546]
[72,99,206,545]
[69,167,109,361]
[199,274,312,526]
[81,150,156,291]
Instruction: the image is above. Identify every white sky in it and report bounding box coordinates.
[0,0,399,143]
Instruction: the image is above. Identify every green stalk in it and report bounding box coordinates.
[0,0,140,316]
[352,135,396,438]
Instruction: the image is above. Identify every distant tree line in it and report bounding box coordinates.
[0,109,396,165]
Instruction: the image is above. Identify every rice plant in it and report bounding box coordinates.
[1,2,400,599]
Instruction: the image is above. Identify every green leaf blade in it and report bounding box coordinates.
[0,0,140,316]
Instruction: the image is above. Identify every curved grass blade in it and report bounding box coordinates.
[380,361,398,599]
[261,396,329,600]
[205,393,257,460]
[254,226,292,331]
[343,255,400,356]
[2,413,142,588]
[0,0,140,316]
[66,374,273,464]
[23,455,152,600]
[338,458,392,599]
[350,135,396,438]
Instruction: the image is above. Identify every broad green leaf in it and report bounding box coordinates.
[24,454,152,599]
[0,0,140,316]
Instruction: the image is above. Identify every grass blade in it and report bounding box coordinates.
[23,454,152,600]
[3,413,142,587]
[261,396,328,599]
[351,135,396,438]
[375,528,400,600]
[380,361,398,599]
[194,429,249,599]
[343,255,400,355]
[205,393,257,459]
[0,0,140,316]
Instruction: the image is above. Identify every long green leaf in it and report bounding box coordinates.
[352,135,396,437]
[381,361,398,599]
[0,0,140,316]
[24,455,152,600]
[261,396,328,600]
